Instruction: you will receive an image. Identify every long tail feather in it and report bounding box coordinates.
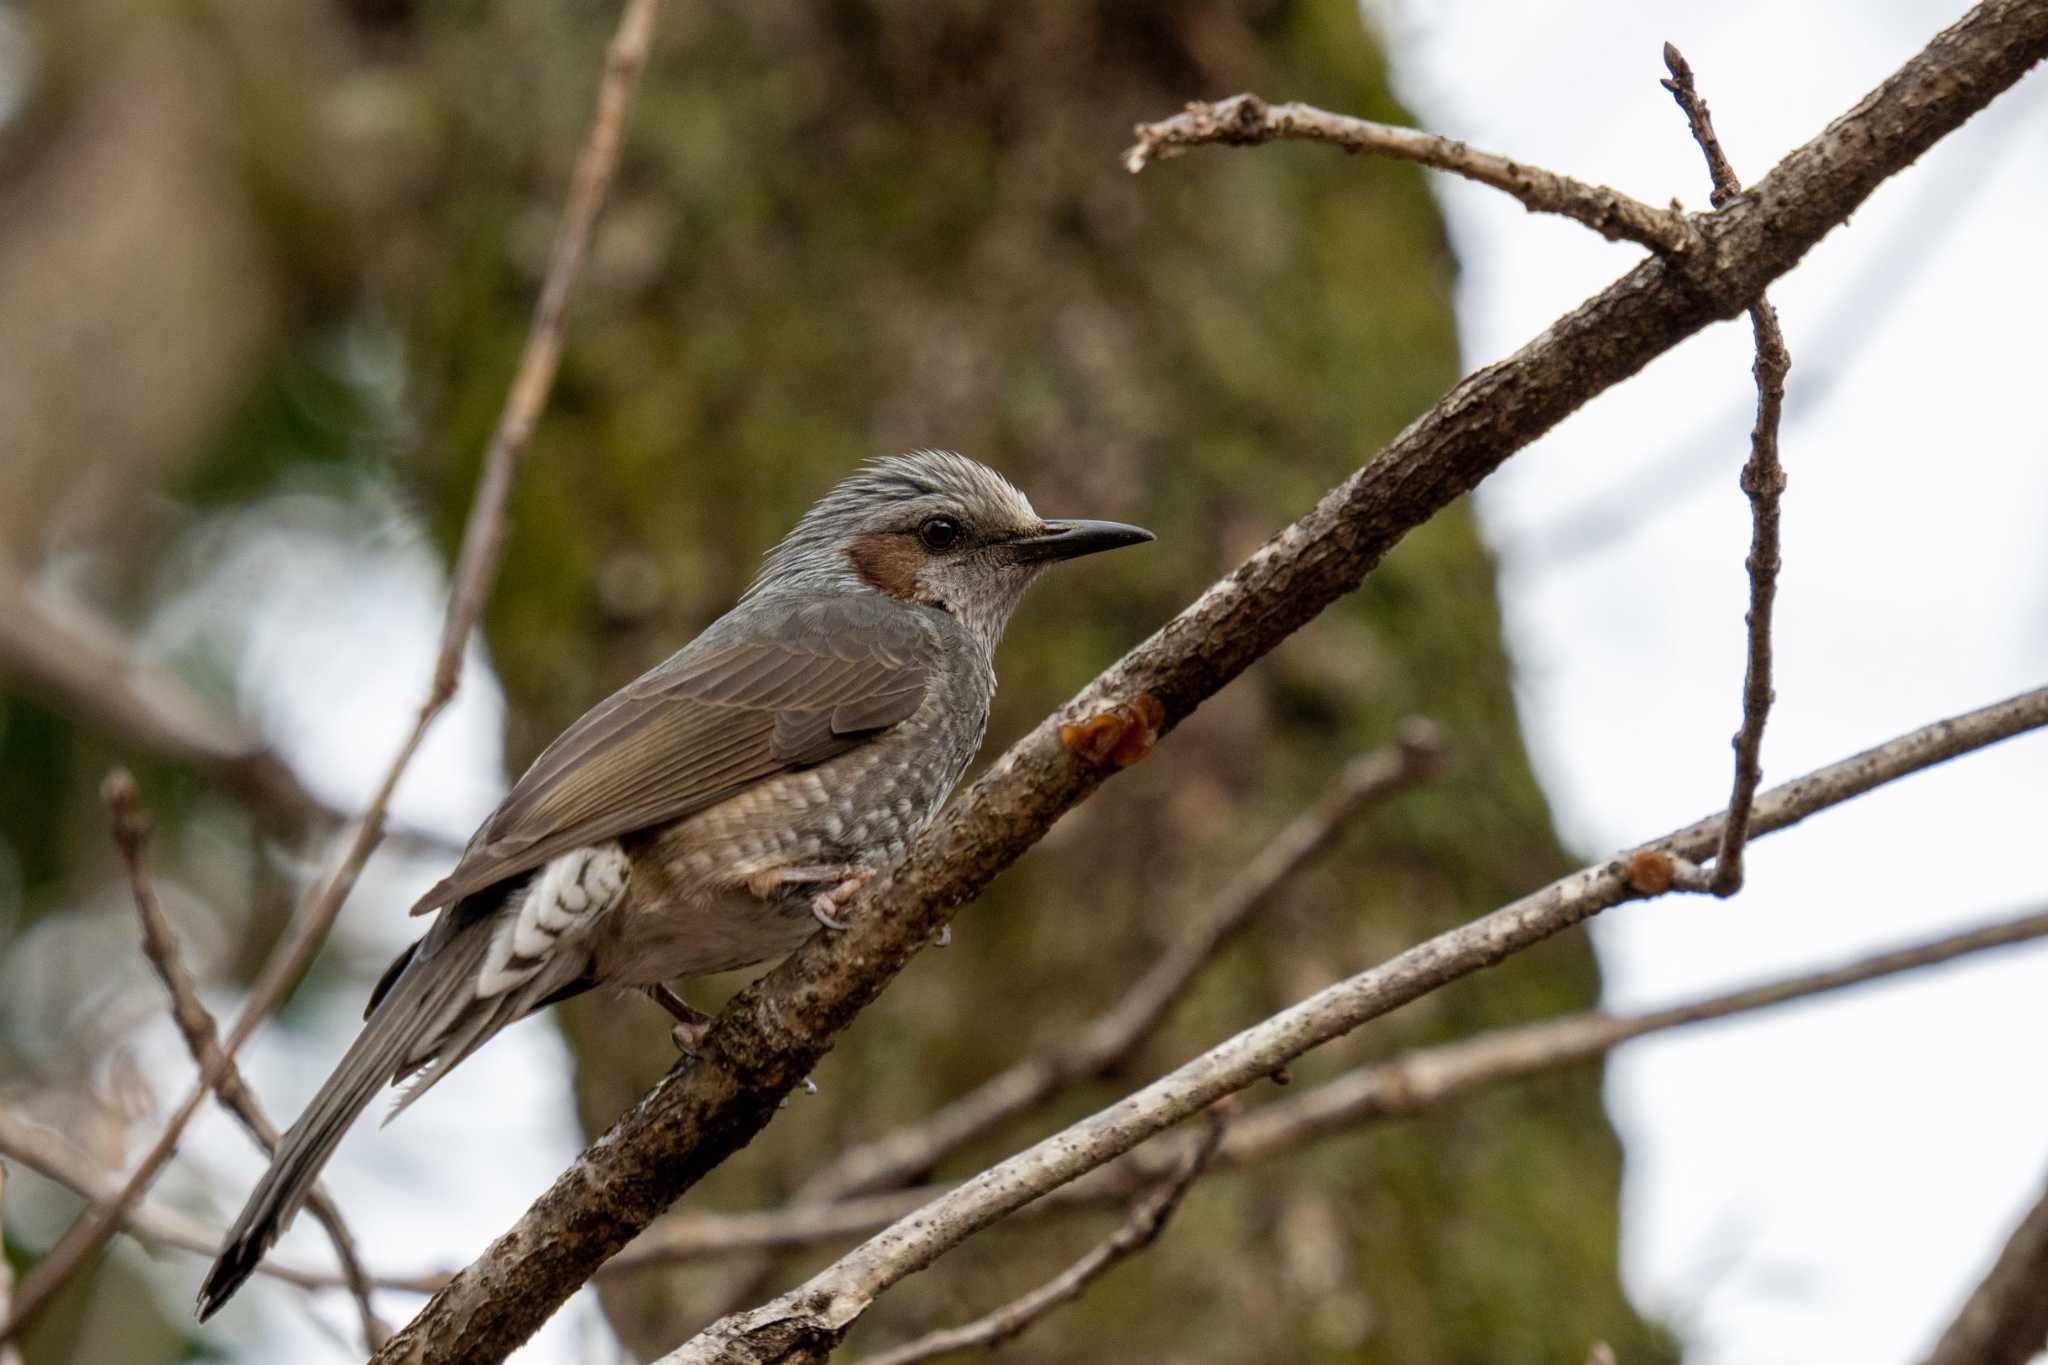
[195,915,494,1320]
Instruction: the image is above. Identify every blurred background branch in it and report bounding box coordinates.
[105,770,388,1349]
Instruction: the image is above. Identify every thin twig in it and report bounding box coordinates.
[857,1110,1228,1365]
[1125,93,1695,254]
[104,770,389,1348]
[1921,1171,2048,1365]
[614,875,2048,1274]
[1222,899,2048,1164]
[1662,43,1791,897]
[1,707,433,1340]
[0,1105,447,1297]
[0,0,660,1344]
[659,682,2048,1362]
[798,720,1443,1206]
[18,866,2044,1306]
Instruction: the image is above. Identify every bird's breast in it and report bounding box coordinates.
[607,649,993,978]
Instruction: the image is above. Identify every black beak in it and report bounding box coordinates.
[1008,519,1155,564]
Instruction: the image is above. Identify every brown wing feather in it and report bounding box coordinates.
[410,596,931,914]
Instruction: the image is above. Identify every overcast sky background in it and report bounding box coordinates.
[16,3,2041,1361]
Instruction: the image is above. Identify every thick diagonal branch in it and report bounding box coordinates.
[372,7,2048,1361]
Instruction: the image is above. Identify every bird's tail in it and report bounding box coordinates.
[195,911,503,1320]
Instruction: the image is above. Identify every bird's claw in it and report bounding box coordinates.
[810,868,874,931]
[645,983,713,1057]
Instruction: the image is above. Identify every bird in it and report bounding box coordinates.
[195,450,1152,1319]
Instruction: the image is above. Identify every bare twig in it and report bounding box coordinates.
[0,1105,446,1297]
[857,1111,1228,1365]
[1223,899,2048,1165]
[1,675,434,1343]
[1125,93,1695,254]
[1922,1172,2048,1365]
[660,684,2048,1362]
[613,771,2048,1280]
[103,770,389,1347]
[1660,46,1741,210]
[1499,118,2020,573]
[798,720,1442,1206]
[0,0,660,1344]
[1662,44,1791,897]
[370,10,2048,1358]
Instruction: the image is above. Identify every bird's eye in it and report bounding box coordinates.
[918,516,963,551]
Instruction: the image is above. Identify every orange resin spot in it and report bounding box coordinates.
[1060,693,1167,767]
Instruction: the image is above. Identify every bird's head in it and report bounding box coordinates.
[748,450,1152,651]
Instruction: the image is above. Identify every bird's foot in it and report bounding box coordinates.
[931,924,951,948]
[644,983,713,1056]
[778,1075,820,1109]
[743,863,874,930]
[810,867,874,931]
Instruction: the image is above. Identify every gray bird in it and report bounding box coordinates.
[196,450,1150,1318]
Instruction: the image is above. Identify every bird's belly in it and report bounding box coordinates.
[594,882,819,983]
[599,729,968,984]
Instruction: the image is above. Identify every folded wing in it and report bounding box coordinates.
[410,595,930,914]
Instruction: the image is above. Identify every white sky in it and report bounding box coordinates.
[1377,1,2048,1360]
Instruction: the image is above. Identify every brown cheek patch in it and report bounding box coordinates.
[1060,693,1167,767]
[847,533,924,599]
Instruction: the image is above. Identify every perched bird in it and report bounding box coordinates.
[196,450,1151,1318]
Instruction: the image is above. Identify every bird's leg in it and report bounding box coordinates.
[643,983,713,1055]
[643,982,815,1096]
